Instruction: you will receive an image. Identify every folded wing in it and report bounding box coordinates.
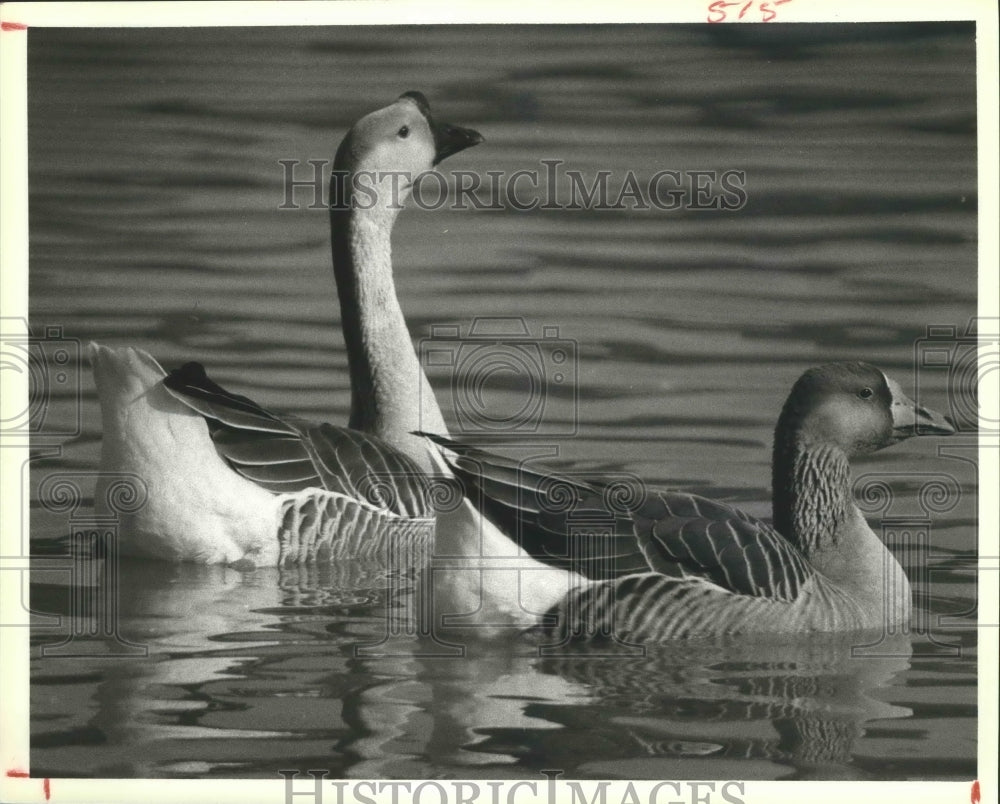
[422,433,814,601]
[164,362,431,519]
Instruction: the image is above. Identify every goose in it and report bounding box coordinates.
[90,95,954,643]
[421,362,956,640]
[89,91,482,566]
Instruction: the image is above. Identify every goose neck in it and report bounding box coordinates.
[329,201,447,465]
[771,438,852,556]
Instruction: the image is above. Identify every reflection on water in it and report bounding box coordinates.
[32,558,971,780]
[27,23,977,779]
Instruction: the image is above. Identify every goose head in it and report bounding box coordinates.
[332,91,483,214]
[775,362,955,458]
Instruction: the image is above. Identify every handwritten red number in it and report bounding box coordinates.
[707,1,732,22]
[710,0,791,23]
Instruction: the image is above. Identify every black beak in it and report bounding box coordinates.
[399,90,484,165]
[432,122,484,165]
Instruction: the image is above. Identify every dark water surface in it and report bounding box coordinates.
[27,24,978,780]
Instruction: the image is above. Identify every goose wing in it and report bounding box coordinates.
[164,362,430,519]
[423,433,814,601]
[629,491,814,602]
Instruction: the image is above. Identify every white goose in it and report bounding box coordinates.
[90,91,482,567]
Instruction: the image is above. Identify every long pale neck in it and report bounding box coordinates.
[771,439,851,556]
[330,203,448,468]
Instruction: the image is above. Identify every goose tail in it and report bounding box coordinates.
[89,341,167,405]
[88,343,280,563]
[89,342,205,450]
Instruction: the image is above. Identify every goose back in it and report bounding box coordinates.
[421,433,816,600]
[163,361,432,519]
[90,344,435,568]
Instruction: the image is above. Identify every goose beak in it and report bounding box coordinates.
[887,380,956,438]
[398,90,483,165]
[432,121,484,165]
[903,401,957,436]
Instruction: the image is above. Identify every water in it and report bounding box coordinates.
[25,24,978,780]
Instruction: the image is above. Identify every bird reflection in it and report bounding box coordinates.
[31,557,913,779]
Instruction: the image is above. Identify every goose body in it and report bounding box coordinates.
[423,363,955,639]
[90,92,482,565]
[91,345,433,566]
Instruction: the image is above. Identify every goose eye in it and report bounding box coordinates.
[397,125,410,139]
[858,387,874,400]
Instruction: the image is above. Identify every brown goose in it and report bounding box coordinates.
[422,362,955,639]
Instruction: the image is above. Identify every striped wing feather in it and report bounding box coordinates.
[632,492,814,601]
[163,362,431,519]
[420,433,644,577]
[424,433,814,601]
